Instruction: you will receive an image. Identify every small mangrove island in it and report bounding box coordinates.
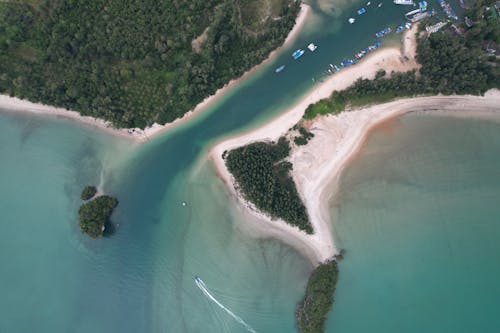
[80,185,97,201]
[224,137,313,233]
[78,186,118,238]
[296,260,338,333]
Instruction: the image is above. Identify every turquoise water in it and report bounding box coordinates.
[328,113,500,332]
[0,0,474,332]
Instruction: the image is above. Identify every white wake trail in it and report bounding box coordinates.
[195,277,257,333]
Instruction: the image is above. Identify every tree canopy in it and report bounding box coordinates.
[304,4,500,120]
[0,0,300,128]
[296,260,339,333]
[225,137,313,233]
[78,195,118,238]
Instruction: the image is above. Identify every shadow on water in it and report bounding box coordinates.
[103,220,117,237]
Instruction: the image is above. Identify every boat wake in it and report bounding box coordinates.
[195,277,257,333]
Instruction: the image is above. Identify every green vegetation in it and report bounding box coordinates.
[294,127,315,146]
[465,0,500,47]
[78,195,118,239]
[225,137,313,233]
[0,0,300,128]
[296,260,338,333]
[80,185,97,201]
[304,7,500,120]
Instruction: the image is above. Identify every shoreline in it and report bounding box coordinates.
[213,89,500,264]
[0,4,310,142]
[210,26,421,264]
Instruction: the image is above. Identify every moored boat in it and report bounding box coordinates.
[438,0,458,21]
[357,7,367,15]
[375,27,391,38]
[292,49,305,60]
[349,17,356,24]
[340,59,354,67]
[394,0,414,5]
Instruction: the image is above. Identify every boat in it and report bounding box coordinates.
[340,59,354,67]
[437,0,458,21]
[367,1,372,5]
[393,0,414,5]
[375,27,391,38]
[275,65,285,73]
[425,21,447,33]
[408,9,435,22]
[396,24,405,33]
[354,50,366,59]
[307,43,318,51]
[378,2,383,7]
[405,22,412,29]
[292,49,305,59]
[333,65,341,72]
[348,17,356,24]
[357,7,366,15]
[405,8,422,18]
[368,41,382,51]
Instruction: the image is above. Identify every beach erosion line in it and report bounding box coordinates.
[0,4,311,143]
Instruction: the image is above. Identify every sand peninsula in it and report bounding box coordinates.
[210,22,500,264]
[0,4,311,142]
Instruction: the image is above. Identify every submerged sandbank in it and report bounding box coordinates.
[210,26,421,264]
[0,4,310,142]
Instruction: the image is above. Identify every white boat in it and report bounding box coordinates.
[405,8,422,17]
[348,17,356,24]
[367,1,372,5]
[378,3,383,7]
[307,43,318,51]
[394,0,414,5]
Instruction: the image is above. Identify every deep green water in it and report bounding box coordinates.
[0,0,477,332]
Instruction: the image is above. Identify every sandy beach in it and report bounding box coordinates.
[210,26,421,263]
[0,4,310,142]
[212,86,500,264]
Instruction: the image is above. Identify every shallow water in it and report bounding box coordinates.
[328,113,500,333]
[0,0,471,332]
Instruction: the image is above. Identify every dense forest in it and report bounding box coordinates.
[225,137,313,233]
[304,0,500,119]
[296,260,338,333]
[78,195,118,238]
[0,0,300,128]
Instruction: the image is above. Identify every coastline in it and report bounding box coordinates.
[210,26,421,264]
[0,4,310,142]
[213,88,500,264]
